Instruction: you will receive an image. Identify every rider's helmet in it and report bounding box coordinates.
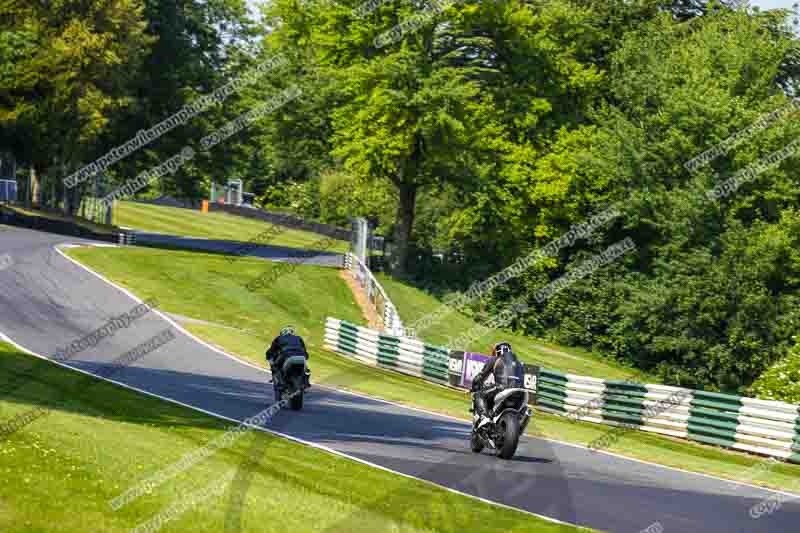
[280,326,295,337]
[492,341,513,357]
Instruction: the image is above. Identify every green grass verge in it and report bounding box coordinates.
[114,201,350,253]
[64,247,800,494]
[376,274,648,381]
[66,247,363,347]
[0,342,584,533]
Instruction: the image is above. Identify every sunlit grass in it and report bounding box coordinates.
[0,341,581,532]
[114,201,350,253]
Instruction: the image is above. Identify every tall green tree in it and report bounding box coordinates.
[102,0,255,200]
[0,0,152,207]
[258,0,511,273]
[517,7,800,391]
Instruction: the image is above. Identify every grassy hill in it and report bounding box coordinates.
[377,274,644,381]
[109,202,648,379]
[113,201,350,253]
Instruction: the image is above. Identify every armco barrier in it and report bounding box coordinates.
[326,318,539,396]
[208,203,351,241]
[324,318,449,384]
[118,232,136,246]
[326,318,800,463]
[325,317,800,462]
[0,204,117,243]
[344,252,410,337]
[537,369,800,463]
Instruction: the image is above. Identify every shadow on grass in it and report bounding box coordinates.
[0,346,227,432]
[0,345,472,441]
[133,237,343,267]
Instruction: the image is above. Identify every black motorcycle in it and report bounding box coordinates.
[470,385,532,459]
[273,355,311,410]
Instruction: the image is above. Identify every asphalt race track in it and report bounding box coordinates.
[1,225,799,533]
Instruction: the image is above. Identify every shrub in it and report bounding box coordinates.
[318,169,396,235]
[259,178,320,219]
[749,341,800,404]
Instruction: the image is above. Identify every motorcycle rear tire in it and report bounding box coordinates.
[497,412,521,460]
[273,382,281,402]
[289,391,304,410]
[289,376,304,410]
[470,430,484,453]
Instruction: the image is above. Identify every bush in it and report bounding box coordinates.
[318,169,396,235]
[259,178,320,219]
[749,341,800,404]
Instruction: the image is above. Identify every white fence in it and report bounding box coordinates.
[344,252,414,338]
[537,368,800,462]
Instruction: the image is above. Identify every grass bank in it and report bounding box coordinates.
[114,201,350,253]
[377,274,647,380]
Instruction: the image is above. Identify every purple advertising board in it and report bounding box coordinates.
[460,352,492,389]
[449,350,539,402]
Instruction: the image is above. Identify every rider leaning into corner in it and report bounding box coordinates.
[471,341,525,428]
[266,326,310,388]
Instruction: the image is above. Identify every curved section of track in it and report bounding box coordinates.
[1,226,798,533]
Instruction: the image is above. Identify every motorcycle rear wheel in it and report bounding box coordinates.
[496,412,521,460]
[289,376,304,410]
[470,430,484,453]
[273,382,281,402]
[289,391,304,410]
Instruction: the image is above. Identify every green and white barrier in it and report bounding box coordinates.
[324,318,449,383]
[537,368,800,463]
[324,317,800,463]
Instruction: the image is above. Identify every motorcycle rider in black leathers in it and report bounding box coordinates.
[266,326,309,388]
[471,341,524,428]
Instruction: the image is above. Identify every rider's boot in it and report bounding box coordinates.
[474,402,491,429]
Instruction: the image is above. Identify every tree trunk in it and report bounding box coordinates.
[391,181,416,276]
[67,185,79,216]
[30,165,40,206]
[60,160,70,215]
[50,155,60,210]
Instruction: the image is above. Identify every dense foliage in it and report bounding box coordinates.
[2,0,799,393]
[750,340,800,403]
